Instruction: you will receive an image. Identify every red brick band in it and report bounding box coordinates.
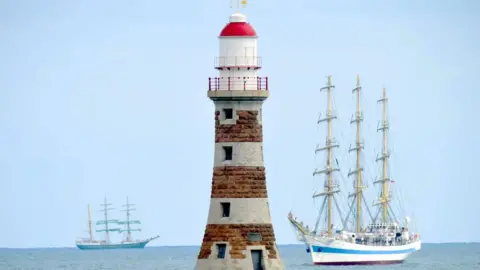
[198,224,278,259]
[215,110,263,143]
[211,166,267,198]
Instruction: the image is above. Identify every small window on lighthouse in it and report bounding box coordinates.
[216,243,227,259]
[223,146,233,161]
[248,232,263,242]
[223,108,233,119]
[221,202,231,217]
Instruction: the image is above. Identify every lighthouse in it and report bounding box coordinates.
[195,9,284,270]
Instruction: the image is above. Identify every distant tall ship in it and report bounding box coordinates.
[76,197,159,250]
[288,75,421,265]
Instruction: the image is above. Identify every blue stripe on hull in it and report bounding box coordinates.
[76,241,148,250]
[314,260,404,265]
[312,245,416,254]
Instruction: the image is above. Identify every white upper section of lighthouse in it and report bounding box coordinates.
[213,12,264,91]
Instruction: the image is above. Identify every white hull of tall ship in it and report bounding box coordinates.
[304,235,421,265]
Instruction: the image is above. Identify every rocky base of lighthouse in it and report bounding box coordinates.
[195,166,285,269]
[195,224,283,270]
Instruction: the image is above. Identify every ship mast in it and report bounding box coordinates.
[88,204,93,242]
[125,197,132,241]
[313,75,342,237]
[326,76,333,237]
[376,88,390,222]
[97,197,120,243]
[119,196,141,242]
[348,75,365,233]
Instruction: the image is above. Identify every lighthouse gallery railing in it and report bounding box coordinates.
[208,77,268,91]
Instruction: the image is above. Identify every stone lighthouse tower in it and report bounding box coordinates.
[195,10,284,270]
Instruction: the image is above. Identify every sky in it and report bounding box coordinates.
[0,0,479,248]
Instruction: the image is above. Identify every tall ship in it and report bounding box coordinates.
[76,197,160,250]
[288,75,421,265]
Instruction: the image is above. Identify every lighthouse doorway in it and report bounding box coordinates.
[251,250,264,270]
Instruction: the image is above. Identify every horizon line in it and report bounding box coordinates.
[1,242,479,249]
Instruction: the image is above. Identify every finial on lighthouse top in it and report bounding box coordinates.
[219,0,257,37]
[230,0,248,12]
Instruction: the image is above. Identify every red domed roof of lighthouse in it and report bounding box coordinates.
[219,13,257,37]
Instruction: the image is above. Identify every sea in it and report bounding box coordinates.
[0,244,479,270]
